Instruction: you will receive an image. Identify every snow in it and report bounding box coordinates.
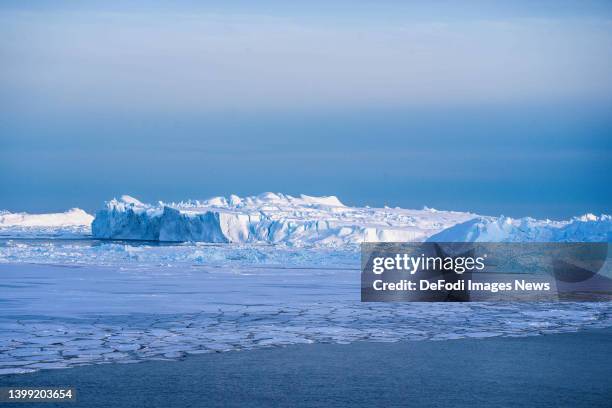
[92,193,475,244]
[428,214,612,242]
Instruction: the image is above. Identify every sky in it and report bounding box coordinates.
[1,1,611,218]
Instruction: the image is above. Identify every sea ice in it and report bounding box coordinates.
[0,194,611,377]
[0,263,610,375]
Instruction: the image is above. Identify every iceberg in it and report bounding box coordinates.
[427,214,612,242]
[91,193,475,245]
[0,208,93,227]
[0,208,94,238]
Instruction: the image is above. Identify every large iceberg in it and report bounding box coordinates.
[427,214,612,242]
[4,197,610,244]
[91,193,475,245]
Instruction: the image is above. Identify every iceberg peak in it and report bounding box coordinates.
[119,195,145,206]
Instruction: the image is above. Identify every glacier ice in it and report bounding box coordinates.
[2,195,610,244]
[91,193,475,245]
[0,208,92,227]
[92,194,612,244]
[0,208,93,239]
[428,214,612,242]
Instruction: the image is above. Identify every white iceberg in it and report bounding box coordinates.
[0,208,94,238]
[0,208,93,227]
[91,193,475,245]
[427,214,612,242]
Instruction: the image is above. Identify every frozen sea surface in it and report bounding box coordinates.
[2,196,611,375]
[1,258,611,376]
[0,238,359,270]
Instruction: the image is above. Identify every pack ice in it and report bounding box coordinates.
[91,193,475,245]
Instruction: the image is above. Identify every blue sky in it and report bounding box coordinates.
[1,1,611,218]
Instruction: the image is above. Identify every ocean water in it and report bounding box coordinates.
[3,329,611,408]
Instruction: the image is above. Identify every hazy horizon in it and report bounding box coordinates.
[1,1,611,218]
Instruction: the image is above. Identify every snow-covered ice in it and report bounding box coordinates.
[1,263,610,376]
[2,193,610,244]
[91,193,475,244]
[0,208,93,239]
[0,208,92,228]
[92,194,612,244]
[428,214,612,242]
[1,193,611,375]
[0,240,359,270]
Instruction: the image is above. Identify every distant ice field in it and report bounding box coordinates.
[1,193,611,375]
[0,239,359,270]
[2,193,610,244]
